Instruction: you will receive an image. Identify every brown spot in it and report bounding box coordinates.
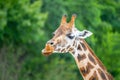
[88,54,96,65]
[98,68,107,80]
[61,48,65,52]
[80,62,94,77]
[67,45,71,49]
[57,48,61,51]
[77,54,81,62]
[89,71,98,80]
[80,42,87,51]
[106,73,114,80]
[68,47,74,52]
[80,67,88,76]
[73,41,75,46]
[72,51,75,54]
[87,62,94,69]
[77,54,86,62]
[77,44,82,51]
[98,62,106,71]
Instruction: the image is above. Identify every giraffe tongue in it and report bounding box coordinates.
[42,44,54,56]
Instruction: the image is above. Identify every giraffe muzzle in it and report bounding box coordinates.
[42,44,54,56]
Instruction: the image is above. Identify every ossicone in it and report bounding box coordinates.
[68,14,77,28]
[61,14,67,24]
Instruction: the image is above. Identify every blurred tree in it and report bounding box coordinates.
[0,0,47,80]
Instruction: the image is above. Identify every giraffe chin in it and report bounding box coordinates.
[42,51,53,56]
[42,44,54,56]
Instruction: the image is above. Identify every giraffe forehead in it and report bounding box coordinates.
[53,25,81,39]
[53,26,71,38]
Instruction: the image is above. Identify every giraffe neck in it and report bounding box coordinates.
[70,39,113,80]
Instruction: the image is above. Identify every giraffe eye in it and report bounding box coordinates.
[67,33,75,39]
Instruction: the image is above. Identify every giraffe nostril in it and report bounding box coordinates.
[50,42,54,45]
[50,42,53,45]
[47,41,54,45]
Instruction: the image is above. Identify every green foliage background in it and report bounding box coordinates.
[0,0,120,80]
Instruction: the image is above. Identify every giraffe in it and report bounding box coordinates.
[42,14,113,80]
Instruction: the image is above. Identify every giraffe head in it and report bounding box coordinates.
[42,14,92,56]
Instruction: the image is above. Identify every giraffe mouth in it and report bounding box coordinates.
[42,44,54,56]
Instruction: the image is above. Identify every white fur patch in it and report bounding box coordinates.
[78,30,93,39]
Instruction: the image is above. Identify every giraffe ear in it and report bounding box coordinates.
[78,30,93,39]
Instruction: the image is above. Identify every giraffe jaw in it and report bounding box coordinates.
[42,44,54,56]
